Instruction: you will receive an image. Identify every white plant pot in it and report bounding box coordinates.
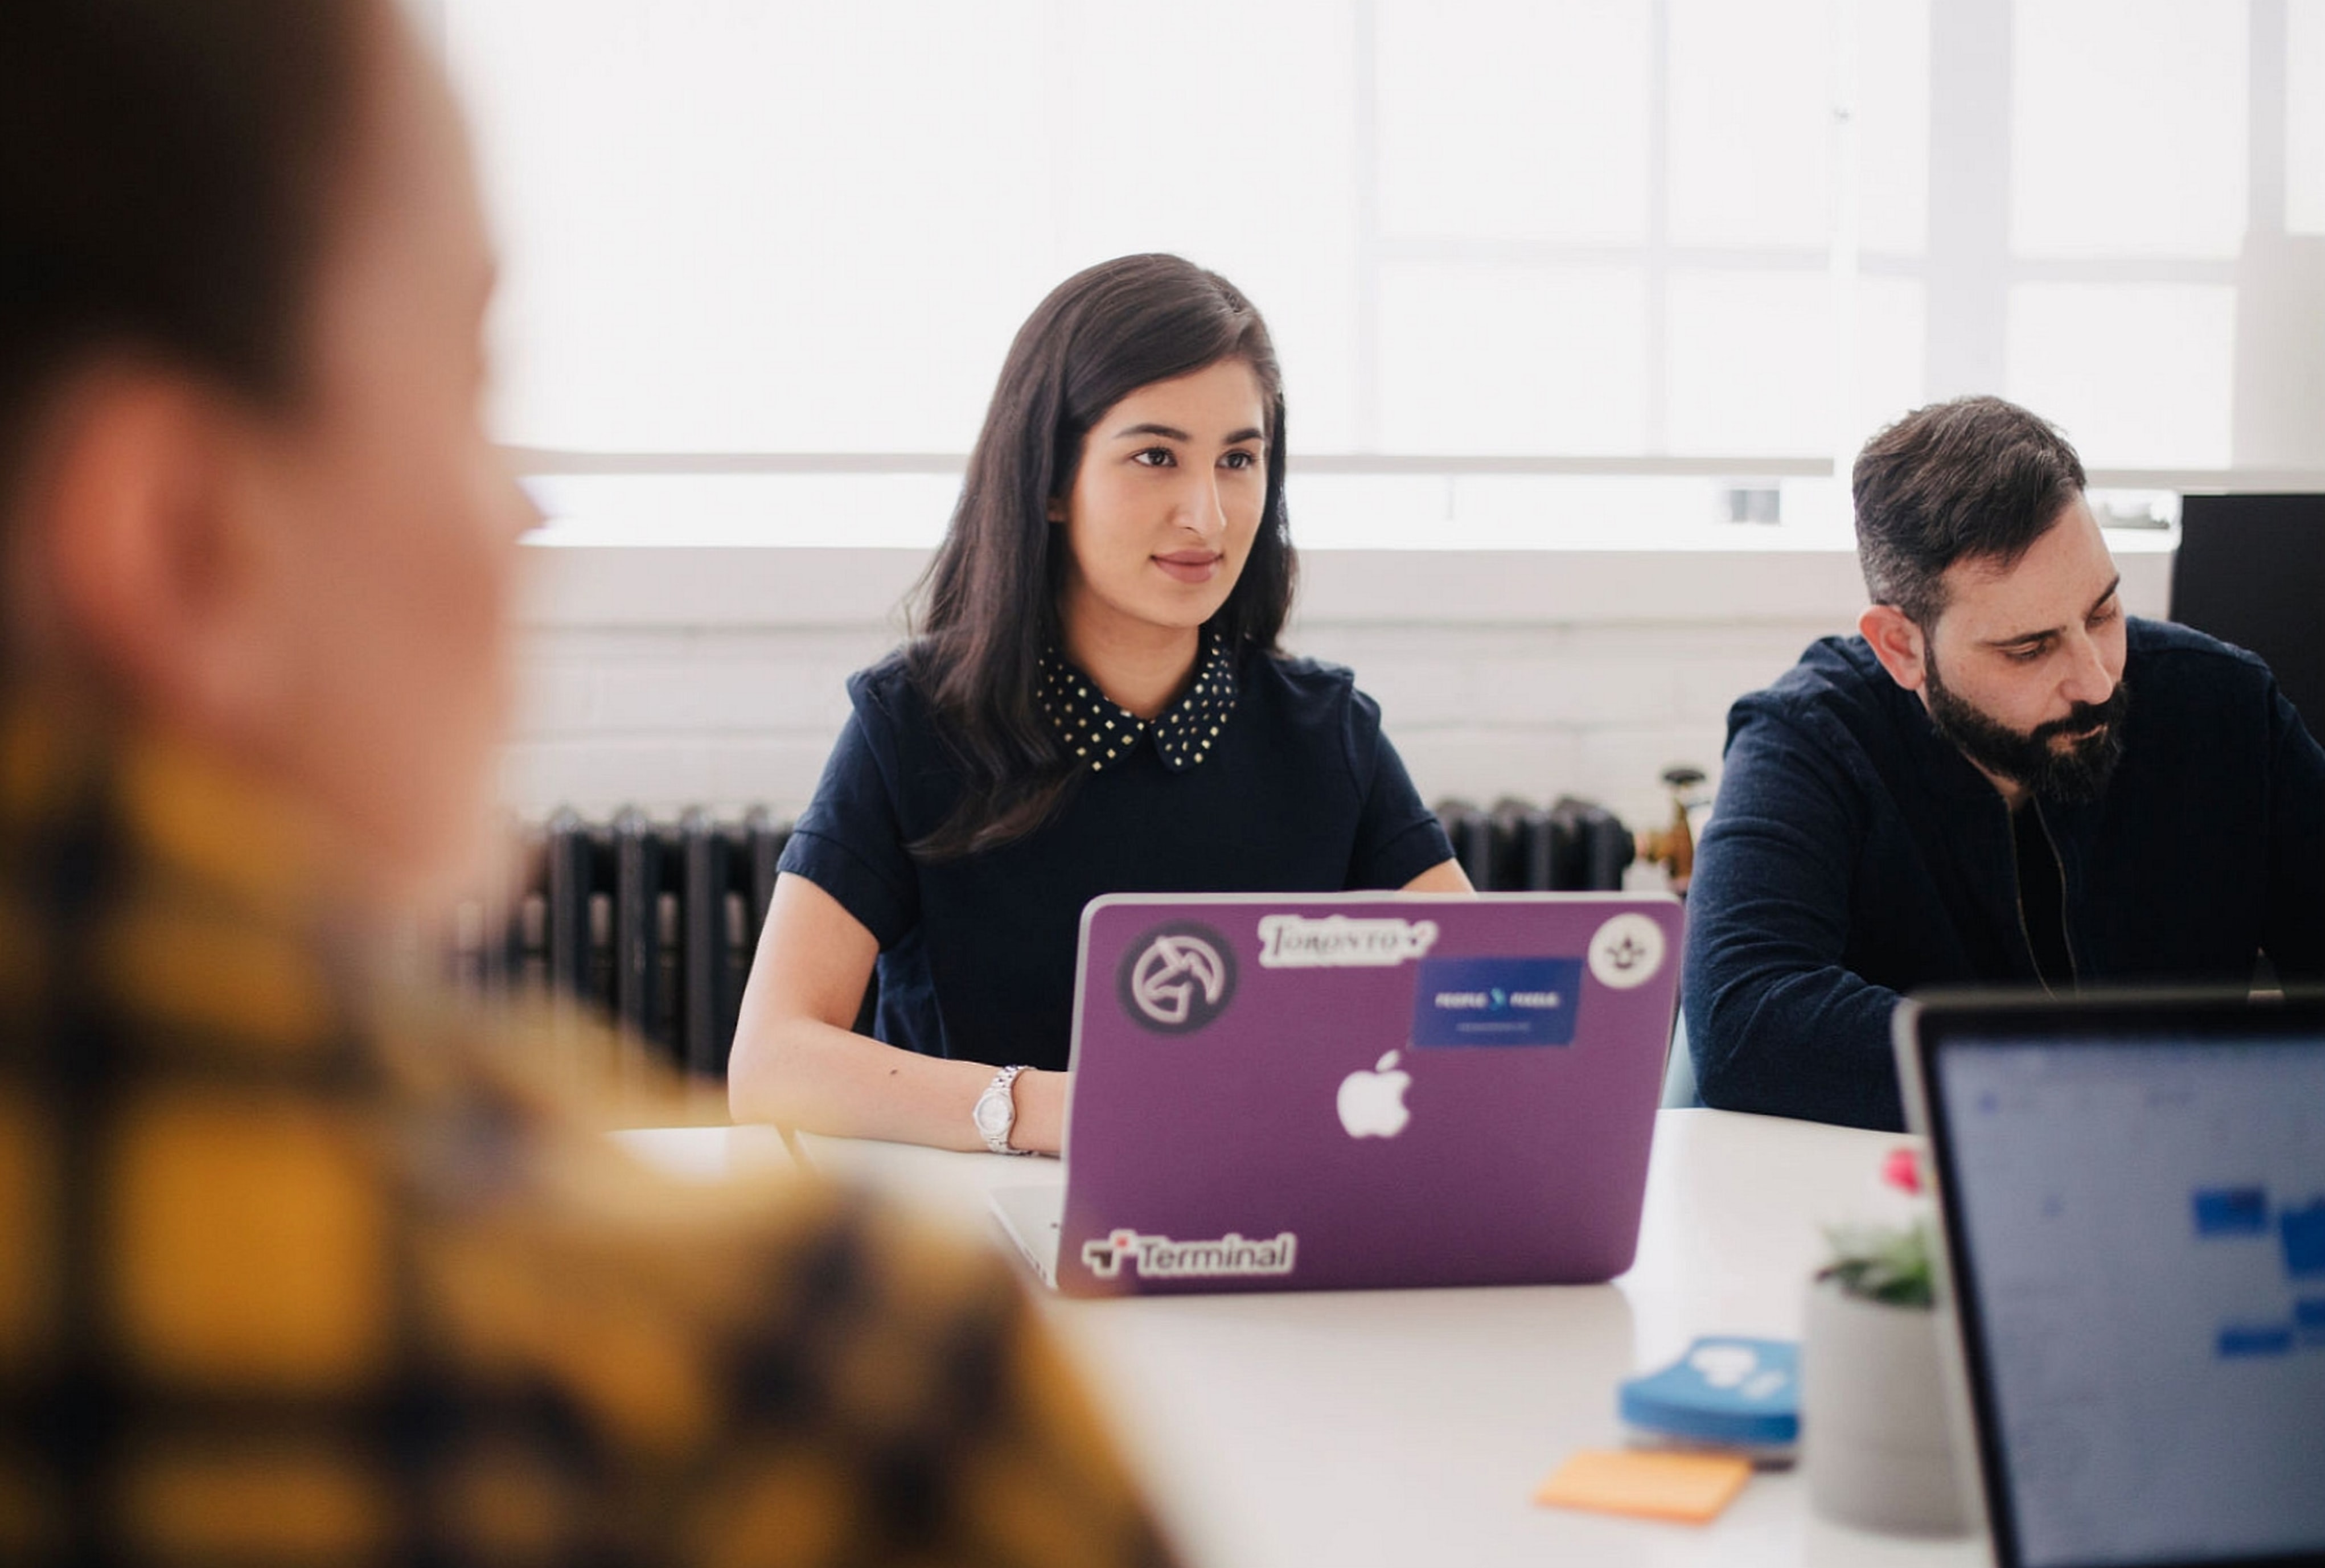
[1801,1277,1971,1537]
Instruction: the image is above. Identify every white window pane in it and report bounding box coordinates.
[1375,0,1651,244]
[1376,264,1649,454]
[1666,271,1834,456]
[2011,0,2248,258]
[2292,0,2325,236]
[1667,0,1832,247]
[1280,475,1449,549]
[1852,276,1926,448]
[2004,284,2235,468]
[450,1,1056,453]
[1447,475,1730,547]
[1056,0,1359,452]
[1855,0,1930,255]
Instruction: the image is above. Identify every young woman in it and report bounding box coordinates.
[728,253,1469,1153]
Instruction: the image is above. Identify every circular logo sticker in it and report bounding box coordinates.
[1118,922,1238,1034]
[1587,912,1666,990]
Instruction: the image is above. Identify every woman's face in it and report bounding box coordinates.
[1053,356,1269,647]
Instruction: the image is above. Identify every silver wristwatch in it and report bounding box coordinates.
[973,1064,1034,1155]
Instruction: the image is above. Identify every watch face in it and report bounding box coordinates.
[974,1095,1009,1137]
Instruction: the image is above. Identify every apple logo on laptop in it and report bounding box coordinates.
[1337,1050,1412,1139]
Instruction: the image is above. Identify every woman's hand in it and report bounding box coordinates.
[729,872,1056,1152]
[1008,1067,1070,1155]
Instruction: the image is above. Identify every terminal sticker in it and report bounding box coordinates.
[1410,957,1583,1047]
[1082,1228,1298,1282]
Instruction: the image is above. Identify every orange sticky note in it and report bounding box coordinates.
[1533,1449,1753,1524]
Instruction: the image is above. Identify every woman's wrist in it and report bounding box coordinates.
[1010,1068,1068,1155]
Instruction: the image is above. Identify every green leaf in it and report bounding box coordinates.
[1817,1220,1935,1308]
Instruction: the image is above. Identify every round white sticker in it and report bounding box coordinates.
[1123,929,1234,1031]
[1588,912,1666,990]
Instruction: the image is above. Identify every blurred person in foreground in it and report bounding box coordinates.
[0,3,1173,1563]
[1683,396,2325,1132]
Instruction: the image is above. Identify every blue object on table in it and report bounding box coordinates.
[1620,1337,1800,1454]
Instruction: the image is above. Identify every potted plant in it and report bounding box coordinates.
[1801,1206,1972,1536]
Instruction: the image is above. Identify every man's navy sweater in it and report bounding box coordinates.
[1683,617,2325,1131]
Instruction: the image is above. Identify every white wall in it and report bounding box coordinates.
[504,539,2176,834]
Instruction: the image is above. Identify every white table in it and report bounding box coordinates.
[621,1110,1988,1568]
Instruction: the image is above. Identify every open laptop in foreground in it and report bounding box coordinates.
[1897,990,2325,1568]
[991,891,1683,1297]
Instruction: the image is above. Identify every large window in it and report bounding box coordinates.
[442,0,2325,543]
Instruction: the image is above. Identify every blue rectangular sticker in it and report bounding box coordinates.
[2285,1200,2325,1278]
[2192,1187,2270,1237]
[1410,957,1583,1048]
[2216,1324,2295,1359]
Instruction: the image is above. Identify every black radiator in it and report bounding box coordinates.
[1431,796,1635,893]
[446,808,790,1079]
[449,797,1628,1078]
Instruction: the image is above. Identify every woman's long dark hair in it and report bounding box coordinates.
[906,253,1297,860]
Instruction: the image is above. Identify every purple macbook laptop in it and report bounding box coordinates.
[991,892,1683,1296]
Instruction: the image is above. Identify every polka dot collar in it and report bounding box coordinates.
[1038,632,1240,774]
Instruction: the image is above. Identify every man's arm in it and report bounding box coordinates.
[1683,703,1912,1131]
[2261,684,2325,988]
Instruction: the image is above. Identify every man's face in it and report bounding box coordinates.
[233,10,534,905]
[1919,496,2131,802]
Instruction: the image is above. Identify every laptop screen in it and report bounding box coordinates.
[1924,1013,2325,1568]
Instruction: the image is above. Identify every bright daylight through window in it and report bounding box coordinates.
[440,0,2325,548]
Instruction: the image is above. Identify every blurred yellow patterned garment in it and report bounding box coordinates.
[0,692,1177,1568]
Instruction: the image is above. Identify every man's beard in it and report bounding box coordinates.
[1924,656,2130,803]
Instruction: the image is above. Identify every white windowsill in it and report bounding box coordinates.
[517,527,2179,632]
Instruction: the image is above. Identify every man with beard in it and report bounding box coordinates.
[1683,396,2324,1130]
